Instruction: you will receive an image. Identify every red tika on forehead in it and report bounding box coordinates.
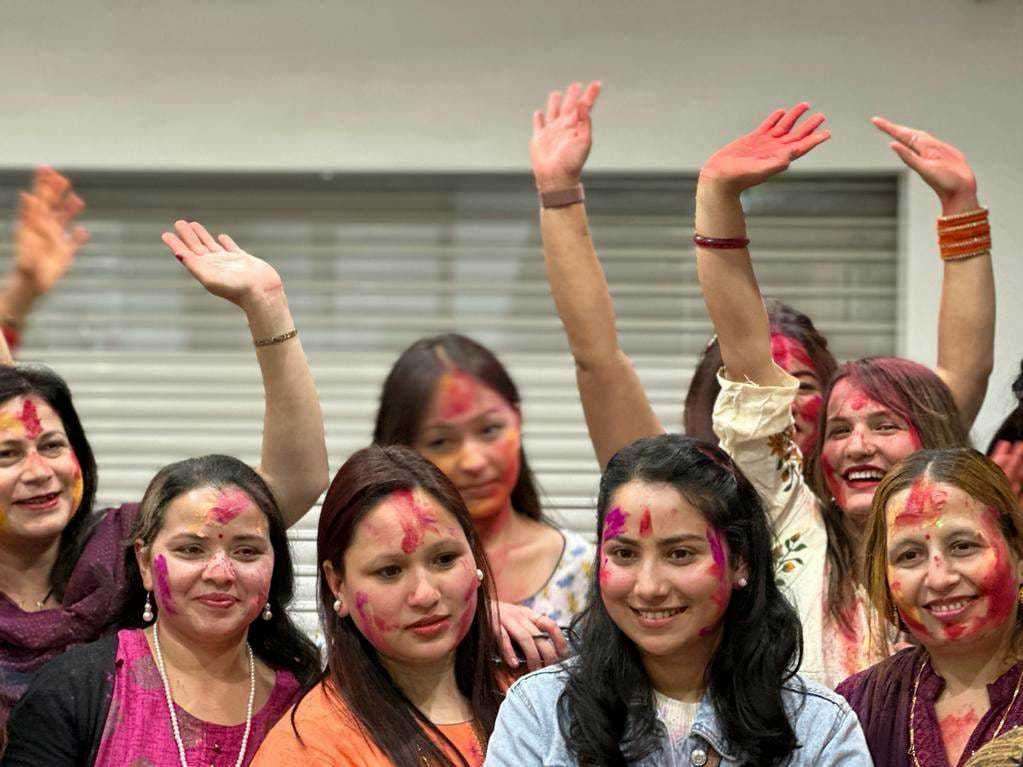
[208,489,251,525]
[392,489,439,554]
[20,399,43,440]
[639,509,653,537]
[436,369,477,420]
[893,476,948,528]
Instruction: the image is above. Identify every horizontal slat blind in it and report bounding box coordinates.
[0,171,897,636]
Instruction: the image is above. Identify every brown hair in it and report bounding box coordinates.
[373,333,543,521]
[808,357,971,630]
[684,299,836,452]
[863,447,1023,653]
[302,444,503,766]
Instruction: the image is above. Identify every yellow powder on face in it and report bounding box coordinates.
[71,473,84,514]
[0,411,22,434]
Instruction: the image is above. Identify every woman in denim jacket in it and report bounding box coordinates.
[484,434,872,766]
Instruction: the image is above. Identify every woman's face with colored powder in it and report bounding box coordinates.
[136,485,273,644]
[0,395,84,545]
[885,478,1022,652]
[598,480,746,663]
[770,332,823,457]
[327,488,480,669]
[415,370,522,523]
[820,379,922,522]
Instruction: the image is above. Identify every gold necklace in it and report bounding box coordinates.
[909,656,1023,767]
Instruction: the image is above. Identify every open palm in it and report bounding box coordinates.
[15,167,89,295]
[530,81,601,191]
[161,220,283,308]
[872,117,976,205]
[700,103,830,193]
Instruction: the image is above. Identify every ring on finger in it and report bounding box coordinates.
[908,132,920,149]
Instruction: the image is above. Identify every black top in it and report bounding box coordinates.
[1,633,117,766]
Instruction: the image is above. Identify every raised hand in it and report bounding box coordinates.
[15,167,90,296]
[160,220,283,310]
[530,81,601,193]
[699,103,830,194]
[871,117,978,210]
[990,440,1023,501]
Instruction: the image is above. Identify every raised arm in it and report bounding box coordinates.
[531,81,663,469]
[695,103,830,385]
[872,117,994,430]
[0,167,89,356]
[160,221,328,528]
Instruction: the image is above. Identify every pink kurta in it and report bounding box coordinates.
[94,629,299,767]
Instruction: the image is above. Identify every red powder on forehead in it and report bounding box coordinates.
[894,477,946,528]
[639,509,653,537]
[602,507,628,542]
[436,369,477,420]
[770,333,814,372]
[208,489,250,525]
[850,392,869,411]
[393,489,439,554]
[20,399,42,439]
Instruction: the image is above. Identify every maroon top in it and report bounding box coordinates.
[838,646,1023,767]
[0,504,138,726]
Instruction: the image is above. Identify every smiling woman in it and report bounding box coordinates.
[839,448,1023,767]
[1,455,321,766]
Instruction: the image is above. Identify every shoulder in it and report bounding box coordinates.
[783,674,855,720]
[29,632,119,687]
[836,646,921,711]
[503,661,573,715]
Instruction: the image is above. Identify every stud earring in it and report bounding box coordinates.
[737,577,748,588]
[1017,585,1023,606]
[475,568,484,583]
[333,598,343,614]
[142,592,154,623]
[261,602,273,621]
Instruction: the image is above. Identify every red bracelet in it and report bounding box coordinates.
[692,234,750,249]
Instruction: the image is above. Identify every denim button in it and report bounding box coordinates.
[691,748,708,766]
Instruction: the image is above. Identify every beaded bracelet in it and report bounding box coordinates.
[253,328,298,348]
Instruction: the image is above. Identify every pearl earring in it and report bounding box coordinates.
[737,577,748,588]
[261,602,273,621]
[333,598,343,614]
[475,568,484,583]
[142,592,154,623]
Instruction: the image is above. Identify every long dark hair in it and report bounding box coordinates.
[807,357,970,629]
[373,333,543,520]
[987,360,1023,453]
[124,454,321,683]
[0,364,98,602]
[558,434,802,766]
[684,299,836,455]
[298,444,504,766]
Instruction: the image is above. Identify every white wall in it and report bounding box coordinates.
[2,0,1020,441]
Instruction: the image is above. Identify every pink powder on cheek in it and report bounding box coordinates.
[602,507,628,542]
[639,509,653,538]
[598,555,611,586]
[153,555,177,615]
[20,399,42,440]
[436,370,477,420]
[796,394,822,424]
[821,454,845,508]
[700,527,732,636]
[208,489,251,525]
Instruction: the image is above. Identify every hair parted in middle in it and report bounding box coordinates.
[558,433,803,767]
[298,443,503,767]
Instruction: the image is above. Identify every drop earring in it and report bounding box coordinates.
[261,602,273,621]
[142,592,154,623]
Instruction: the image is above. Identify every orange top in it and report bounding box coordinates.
[251,682,485,766]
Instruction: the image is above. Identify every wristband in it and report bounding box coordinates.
[253,328,298,348]
[692,234,750,249]
[539,184,585,209]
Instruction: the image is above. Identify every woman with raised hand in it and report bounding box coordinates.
[0,220,328,723]
[2,454,320,766]
[0,166,90,358]
[838,447,1023,767]
[373,335,583,671]
[533,85,989,685]
[485,434,871,766]
[253,444,506,767]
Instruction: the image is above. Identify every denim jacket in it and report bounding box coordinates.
[484,664,873,766]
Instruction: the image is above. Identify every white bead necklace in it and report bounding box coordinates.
[151,622,256,767]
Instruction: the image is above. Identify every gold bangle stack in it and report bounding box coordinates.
[937,207,991,262]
